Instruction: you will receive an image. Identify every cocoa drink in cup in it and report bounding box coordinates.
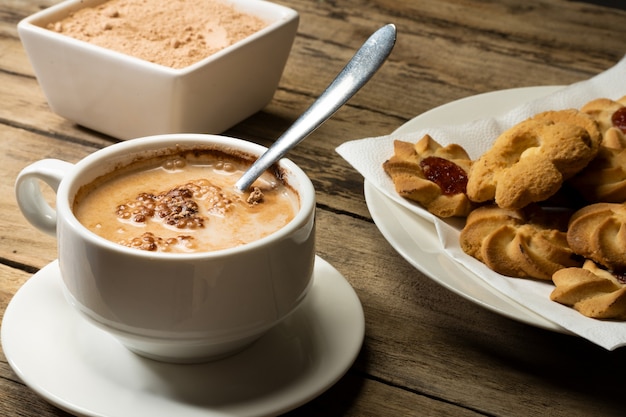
[15,134,316,363]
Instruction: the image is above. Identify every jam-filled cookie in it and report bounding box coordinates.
[569,96,626,203]
[383,134,473,218]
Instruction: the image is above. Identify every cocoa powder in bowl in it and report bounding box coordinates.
[47,0,268,69]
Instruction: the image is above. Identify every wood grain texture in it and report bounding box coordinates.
[1,1,626,416]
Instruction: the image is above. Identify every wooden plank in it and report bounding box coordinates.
[0,124,102,269]
[315,209,626,416]
[2,1,626,416]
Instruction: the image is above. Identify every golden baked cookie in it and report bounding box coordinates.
[567,202,626,271]
[467,109,601,210]
[580,95,626,134]
[383,135,473,217]
[568,97,626,202]
[551,260,626,320]
[459,205,581,280]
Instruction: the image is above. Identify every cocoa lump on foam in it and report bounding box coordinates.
[119,232,196,252]
[115,178,249,229]
[246,187,264,204]
[115,179,265,252]
[116,186,205,229]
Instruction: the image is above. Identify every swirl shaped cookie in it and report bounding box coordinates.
[467,109,601,209]
[383,134,473,217]
[569,97,626,202]
[551,260,626,320]
[460,205,581,280]
[567,202,626,271]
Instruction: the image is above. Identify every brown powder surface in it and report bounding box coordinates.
[48,0,268,69]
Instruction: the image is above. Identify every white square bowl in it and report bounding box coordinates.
[18,0,299,140]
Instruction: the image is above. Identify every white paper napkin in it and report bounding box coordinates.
[337,55,626,350]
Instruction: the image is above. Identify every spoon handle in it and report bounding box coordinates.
[235,23,397,192]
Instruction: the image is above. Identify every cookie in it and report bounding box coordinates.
[569,96,626,202]
[460,205,580,280]
[567,202,626,271]
[551,260,626,320]
[467,109,601,209]
[383,135,473,217]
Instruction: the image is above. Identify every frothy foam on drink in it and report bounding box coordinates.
[74,151,299,253]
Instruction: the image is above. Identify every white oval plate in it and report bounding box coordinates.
[365,86,568,332]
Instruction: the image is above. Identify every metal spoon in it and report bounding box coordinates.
[235,23,397,192]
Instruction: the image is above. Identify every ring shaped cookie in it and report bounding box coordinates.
[467,109,601,210]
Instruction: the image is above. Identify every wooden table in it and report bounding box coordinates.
[2,1,626,416]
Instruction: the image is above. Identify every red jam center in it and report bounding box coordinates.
[419,156,468,196]
[612,107,626,133]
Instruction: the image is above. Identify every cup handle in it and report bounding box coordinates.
[15,159,74,236]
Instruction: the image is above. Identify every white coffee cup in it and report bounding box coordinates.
[15,134,316,363]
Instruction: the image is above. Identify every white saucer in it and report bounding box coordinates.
[1,256,364,417]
